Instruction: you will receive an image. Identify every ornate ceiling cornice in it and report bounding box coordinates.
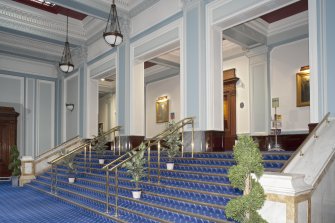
[0,1,86,44]
[0,31,63,59]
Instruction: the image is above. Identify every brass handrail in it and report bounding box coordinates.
[35,135,80,159]
[103,117,195,215]
[48,126,122,194]
[281,112,330,172]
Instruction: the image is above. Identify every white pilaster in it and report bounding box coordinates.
[246,46,269,135]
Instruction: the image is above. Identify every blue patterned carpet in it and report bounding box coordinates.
[0,182,115,223]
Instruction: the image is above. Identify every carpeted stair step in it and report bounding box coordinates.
[47,165,239,194]
[31,178,230,223]
[26,150,293,222]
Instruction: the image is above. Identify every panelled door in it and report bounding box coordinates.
[223,69,239,150]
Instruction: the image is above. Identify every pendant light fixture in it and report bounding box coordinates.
[103,0,123,47]
[59,16,74,73]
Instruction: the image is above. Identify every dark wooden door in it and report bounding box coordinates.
[223,69,239,150]
[0,107,19,177]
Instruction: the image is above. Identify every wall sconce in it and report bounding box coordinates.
[66,103,74,112]
[300,65,310,74]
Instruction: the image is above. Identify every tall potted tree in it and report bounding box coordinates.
[8,145,21,187]
[92,130,108,164]
[122,143,147,199]
[225,135,267,223]
[162,121,182,170]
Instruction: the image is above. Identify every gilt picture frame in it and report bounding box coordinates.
[156,96,169,123]
[296,72,310,107]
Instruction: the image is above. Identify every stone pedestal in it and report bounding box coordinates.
[20,156,36,186]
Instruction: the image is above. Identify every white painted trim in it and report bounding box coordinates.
[25,78,35,157]
[181,10,187,121]
[62,77,66,142]
[321,0,328,119]
[205,2,223,131]
[210,0,298,30]
[179,20,185,121]
[115,53,120,128]
[308,0,323,123]
[35,80,40,155]
[131,19,182,60]
[130,17,182,134]
[50,81,55,148]
[77,73,80,137]
[89,52,117,79]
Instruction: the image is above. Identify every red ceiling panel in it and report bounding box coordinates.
[261,0,308,23]
[13,0,87,20]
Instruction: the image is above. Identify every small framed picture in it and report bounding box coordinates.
[156,96,169,123]
[296,72,310,107]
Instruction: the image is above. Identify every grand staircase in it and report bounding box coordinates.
[25,150,293,223]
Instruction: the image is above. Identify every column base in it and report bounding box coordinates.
[182,130,224,152]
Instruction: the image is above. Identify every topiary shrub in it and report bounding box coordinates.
[225,135,267,223]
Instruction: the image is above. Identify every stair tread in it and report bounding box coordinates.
[27,150,293,223]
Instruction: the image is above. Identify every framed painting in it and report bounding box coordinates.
[156,96,169,123]
[296,72,310,107]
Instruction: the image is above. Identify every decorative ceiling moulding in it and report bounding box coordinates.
[209,0,298,30]
[0,32,63,63]
[0,1,86,43]
[129,0,159,18]
[245,10,308,38]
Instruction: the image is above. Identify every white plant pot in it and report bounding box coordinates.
[68,177,75,184]
[132,190,142,199]
[99,159,105,164]
[166,162,174,170]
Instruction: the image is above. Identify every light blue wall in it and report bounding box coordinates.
[185,7,200,121]
[117,44,127,135]
[66,74,79,140]
[37,81,54,154]
[0,70,58,157]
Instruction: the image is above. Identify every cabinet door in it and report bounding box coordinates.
[0,107,19,177]
[0,122,12,177]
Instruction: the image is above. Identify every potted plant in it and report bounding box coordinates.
[92,129,108,164]
[62,153,77,184]
[162,121,182,170]
[122,143,147,199]
[8,145,21,187]
[225,135,267,223]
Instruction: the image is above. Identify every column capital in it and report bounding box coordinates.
[181,0,204,10]
[72,45,88,66]
[119,16,131,44]
[245,45,268,58]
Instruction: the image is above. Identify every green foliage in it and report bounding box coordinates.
[162,121,182,162]
[62,153,77,177]
[8,145,21,176]
[226,136,267,223]
[122,143,147,189]
[92,129,108,158]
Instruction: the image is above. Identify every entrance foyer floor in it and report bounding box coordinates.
[0,182,115,223]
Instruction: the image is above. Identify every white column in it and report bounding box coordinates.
[309,0,335,121]
[182,0,207,130]
[206,24,223,131]
[129,62,145,135]
[246,46,269,135]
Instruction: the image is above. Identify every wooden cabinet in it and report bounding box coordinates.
[0,107,19,177]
